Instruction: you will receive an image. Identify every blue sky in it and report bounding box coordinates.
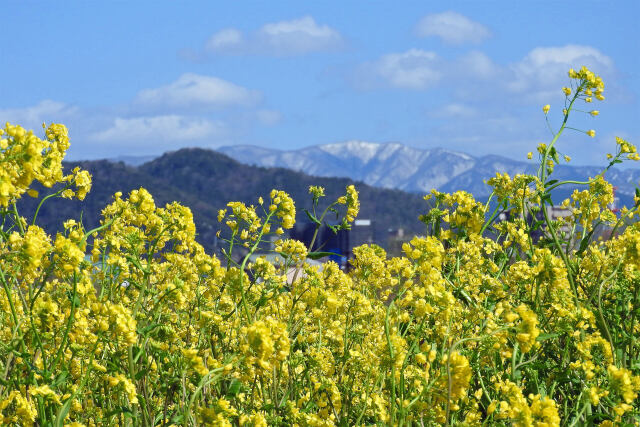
[2,1,639,165]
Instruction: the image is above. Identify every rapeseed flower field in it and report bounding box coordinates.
[1,67,639,425]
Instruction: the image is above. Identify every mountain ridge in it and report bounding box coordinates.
[18,148,430,253]
[217,141,640,205]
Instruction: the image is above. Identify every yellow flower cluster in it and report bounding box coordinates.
[487,172,541,207]
[568,174,615,230]
[613,136,640,161]
[425,189,486,236]
[2,68,640,426]
[0,122,91,207]
[342,184,360,223]
[568,66,605,100]
[489,380,560,426]
[269,189,296,229]
[308,185,325,200]
[274,238,308,263]
[241,317,290,372]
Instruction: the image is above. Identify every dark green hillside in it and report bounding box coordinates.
[16,160,222,251]
[18,148,429,253]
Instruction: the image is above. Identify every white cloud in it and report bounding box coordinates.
[204,16,342,56]
[259,16,341,54]
[429,103,478,119]
[456,51,498,79]
[360,49,498,90]
[91,115,224,142]
[206,28,243,51]
[360,44,613,103]
[507,45,614,98]
[0,100,78,130]
[370,49,443,90]
[415,11,491,45]
[256,109,282,125]
[134,73,260,111]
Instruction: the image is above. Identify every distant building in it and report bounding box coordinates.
[351,219,375,248]
[288,219,375,268]
[246,252,323,284]
[387,227,414,258]
[494,204,574,247]
[527,205,573,244]
[289,221,348,266]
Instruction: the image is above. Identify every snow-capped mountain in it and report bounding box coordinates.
[218,141,640,206]
[219,141,477,194]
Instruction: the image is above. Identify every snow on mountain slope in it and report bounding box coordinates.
[218,142,476,194]
[217,141,640,202]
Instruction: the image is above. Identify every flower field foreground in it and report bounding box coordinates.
[2,68,640,426]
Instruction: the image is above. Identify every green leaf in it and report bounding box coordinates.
[307,251,341,260]
[55,399,74,427]
[536,333,560,342]
[326,223,339,234]
[576,228,597,255]
[304,209,321,226]
[51,371,69,388]
[585,413,609,424]
[544,179,559,188]
[135,367,150,380]
[137,323,162,336]
[104,407,134,418]
[254,293,269,308]
[66,291,81,308]
[226,379,242,397]
[540,192,554,206]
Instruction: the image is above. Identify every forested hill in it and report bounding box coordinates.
[17,148,430,253]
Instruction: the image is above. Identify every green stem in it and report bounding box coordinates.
[540,89,581,183]
[80,218,116,247]
[0,267,27,354]
[238,212,275,322]
[479,198,503,236]
[49,272,79,373]
[182,368,225,427]
[545,180,590,192]
[11,202,25,234]
[596,260,623,362]
[32,185,71,226]
[384,300,397,425]
[541,206,579,303]
[290,201,338,285]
